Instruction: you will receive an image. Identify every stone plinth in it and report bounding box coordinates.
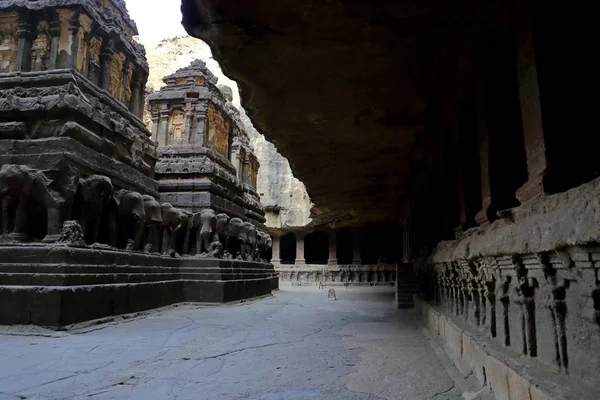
[0,244,278,327]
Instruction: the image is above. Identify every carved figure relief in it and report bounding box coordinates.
[513,256,539,357]
[167,109,186,143]
[207,103,230,157]
[88,37,102,67]
[0,12,18,73]
[31,22,50,71]
[124,62,134,103]
[539,253,570,372]
[109,52,125,100]
[499,275,512,346]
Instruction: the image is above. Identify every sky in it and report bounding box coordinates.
[126,0,187,45]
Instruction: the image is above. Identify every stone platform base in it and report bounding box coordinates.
[276,264,397,286]
[414,296,598,400]
[0,245,278,328]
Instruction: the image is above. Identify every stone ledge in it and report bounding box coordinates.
[415,296,599,400]
[430,176,600,263]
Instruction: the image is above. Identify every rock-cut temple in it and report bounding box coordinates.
[0,0,276,328]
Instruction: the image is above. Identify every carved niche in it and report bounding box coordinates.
[167,109,186,144]
[88,37,102,67]
[248,158,259,189]
[76,14,92,72]
[207,103,230,157]
[31,21,50,71]
[175,76,205,85]
[109,51,125,100]
[0,11,18,73]
[56,8,75,68]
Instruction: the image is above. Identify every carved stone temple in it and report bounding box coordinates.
[0,0,276,328]
[148,60,265,226]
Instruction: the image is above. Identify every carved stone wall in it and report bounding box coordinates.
[277,264,396,286]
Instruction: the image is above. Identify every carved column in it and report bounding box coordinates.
[194,104,208,145]
[65,12,81,69]
[156,105,170,146]
[295,232,306,266]
[327,231,338,266]
[150,108,160,142]
[183,100,194,143]
[514,11,548,203]
[352,230,362,265]
[99,44,114,92]
[48,19,60,69]
[130,71,143,116]
[15,12,32,72]
[271,235,281,265]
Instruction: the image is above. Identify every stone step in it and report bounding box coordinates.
[0,271,277,287]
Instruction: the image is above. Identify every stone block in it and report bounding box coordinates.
[507,366,532,400]
[444,319,463,364]
[485,355,510,400]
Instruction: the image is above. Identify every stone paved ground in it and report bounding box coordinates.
[0,287,490,400]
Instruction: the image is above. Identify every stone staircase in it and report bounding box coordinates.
[395,264,419,308]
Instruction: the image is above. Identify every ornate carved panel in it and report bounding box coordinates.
[167,109,186,144]
[77,14,92,71]
[109,51,125,100]
[207,103,230,157]
[0,11,18,73]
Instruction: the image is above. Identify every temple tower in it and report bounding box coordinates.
[148,60,265,225]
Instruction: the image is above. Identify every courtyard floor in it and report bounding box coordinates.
[0,287,488,400]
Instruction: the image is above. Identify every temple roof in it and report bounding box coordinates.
[163,59,218,86]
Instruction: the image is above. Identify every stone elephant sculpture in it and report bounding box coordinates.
[111,189,145,250]
[244,222,257,261]
[77,175,113,244]
[143,195,162,253]
[176,209,193,255]
[160,203,181,255]
[229,217,246,259]
[215,213,230,254]
[0,164,78,242]
[257,231,273,262]
[194,209,216,255]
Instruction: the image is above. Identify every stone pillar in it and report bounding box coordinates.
[295,232,306,266]
[352,230,362,265]
[327,231,338,266]
[402,215,412,262]
[474,102,493,226]
[15,13,32,72]
[271,235,281,265]
[514,12,547,204]
[100,46,114,92]
[150,109,160,142]
[183,101,194,143]
[156,106,170,146]
[48,20,60,70]
[194,104,207,145]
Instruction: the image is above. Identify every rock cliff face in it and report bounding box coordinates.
[144,36,311,228]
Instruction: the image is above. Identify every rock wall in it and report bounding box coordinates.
[144,36,312,228]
